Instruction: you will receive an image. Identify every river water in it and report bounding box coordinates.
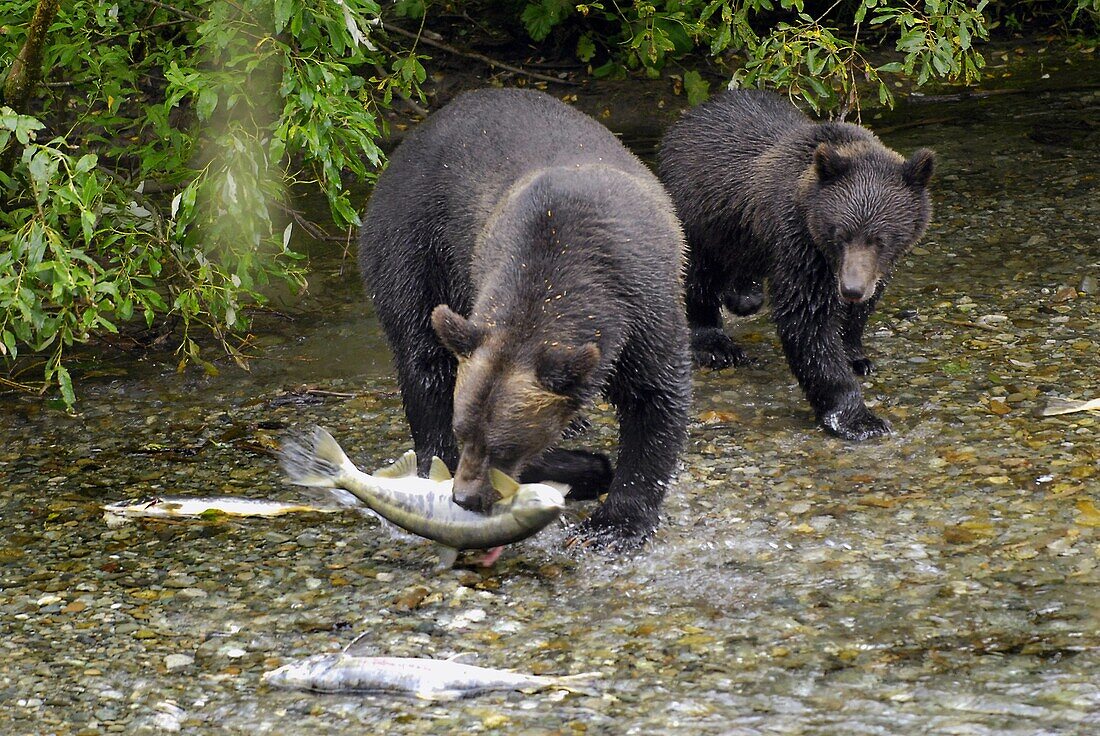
[1,62,1098,735]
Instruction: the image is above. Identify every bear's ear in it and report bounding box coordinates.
[902,148,936,188]
[535,342,600,398]
[813,143,850,184]
[431,304,484,358]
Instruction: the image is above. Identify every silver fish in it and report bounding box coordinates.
[278,426,566,567]
[1042,396,1100,416]
[102,496,339,526]
[262,652,597,700]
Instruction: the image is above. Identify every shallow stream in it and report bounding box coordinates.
[1,62,1098,735]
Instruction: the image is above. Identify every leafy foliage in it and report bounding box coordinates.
[523,0,578,40]
[1,0,1093,408]
[1,0,424,406]
[987,0,1100,31]
[522,1,997,112]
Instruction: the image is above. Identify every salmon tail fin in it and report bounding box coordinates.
[280,426,354,488]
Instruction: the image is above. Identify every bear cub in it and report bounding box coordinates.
[658,89,935,441]
[359,88,691,545]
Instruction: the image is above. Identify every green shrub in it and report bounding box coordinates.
[1,0,423,406]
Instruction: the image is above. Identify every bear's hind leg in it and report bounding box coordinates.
[721,278,764,317]
[686,252,748,370]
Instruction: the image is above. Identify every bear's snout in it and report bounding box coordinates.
[840,284,868,302]
[452,454,498,514]
[838,247,878,303]
[452,480,497,514]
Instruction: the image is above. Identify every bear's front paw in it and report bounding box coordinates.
[821,405,891,442]
[850,357,875,376]
[566,506,655,554]
[690,328,748,370]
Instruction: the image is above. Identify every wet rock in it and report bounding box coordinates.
[295,532,322,548]
[164,654,194,671]
[1052,285,1078,302]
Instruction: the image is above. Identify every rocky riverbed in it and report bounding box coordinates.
[1,59,1098,735]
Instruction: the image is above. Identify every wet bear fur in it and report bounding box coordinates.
[658,90,934,441]
[359,88,691,544]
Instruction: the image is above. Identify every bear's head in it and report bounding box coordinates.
[801,142,935,304]
[431,304,599,513]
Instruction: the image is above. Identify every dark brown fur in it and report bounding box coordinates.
[659,90,934,441]
[360,89,691,545]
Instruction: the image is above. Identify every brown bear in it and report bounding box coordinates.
[658,89,935,441]
[359,88,691,546]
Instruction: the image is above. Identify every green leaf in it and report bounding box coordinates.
[898,28,925,52]
[197,88,218,121]
[806,47,824,75]
[74,154,98,174]
[1,330,16,359]
[932,50,950,76]
[577,33,597,63]
[711,24,732,55]
[80,210,96,246]
[56,365,75,408]
[522,1,566,42]
[804,76,830,99]
[274,0,295,33]
[28,151,50,189]
[682,70,711,106]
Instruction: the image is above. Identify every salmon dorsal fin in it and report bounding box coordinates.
[374,450,417,478]
[445,652,478,664]
[342,631,374,656]
[429,456,452,482]
[489,468,520,500]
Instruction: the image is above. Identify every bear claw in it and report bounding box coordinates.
[850,357,875,376]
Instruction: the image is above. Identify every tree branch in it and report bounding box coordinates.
[1,0,60,183]
[2,0,61,111]
[384,24,579,87]
[139,0,203,24]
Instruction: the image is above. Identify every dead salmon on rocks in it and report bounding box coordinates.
[102,497,340,526]
[278,426,567,567]
[262,651,598,700]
